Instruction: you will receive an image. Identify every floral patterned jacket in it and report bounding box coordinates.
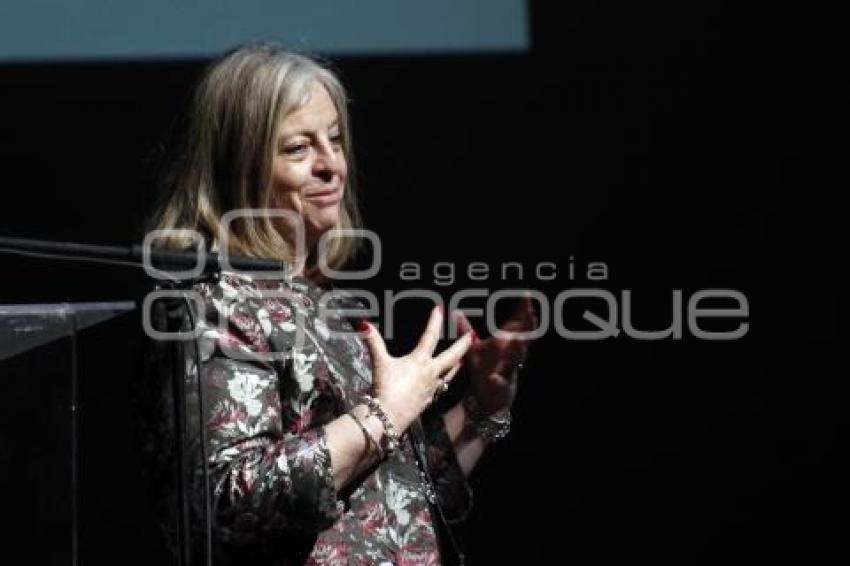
[138,272,471,565]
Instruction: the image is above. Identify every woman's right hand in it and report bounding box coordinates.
[359,305,476,433]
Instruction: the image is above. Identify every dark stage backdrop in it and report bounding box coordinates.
[0,3,844,564]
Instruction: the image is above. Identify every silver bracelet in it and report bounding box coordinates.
[346,410,385,459]
[362,395,401,453]
[462,395,512,443]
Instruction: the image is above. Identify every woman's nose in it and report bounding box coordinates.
[313,143,342,181]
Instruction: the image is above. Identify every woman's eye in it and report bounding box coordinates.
[284,143,308,155]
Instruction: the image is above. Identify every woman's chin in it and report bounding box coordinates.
[306,213,341,241]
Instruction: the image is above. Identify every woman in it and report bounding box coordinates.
[142,43,537,565]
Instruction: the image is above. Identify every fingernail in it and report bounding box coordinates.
[470,329,478,344]
[357,320,370,332]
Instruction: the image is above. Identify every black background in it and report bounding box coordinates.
[0,2,845,564]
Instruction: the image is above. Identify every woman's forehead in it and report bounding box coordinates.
[279,81,339,134]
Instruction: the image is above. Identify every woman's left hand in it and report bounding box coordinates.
[453,295,539,416]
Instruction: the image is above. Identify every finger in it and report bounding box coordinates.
[513,296,536,326]
[414,304,444,357]
[522,295,539,328]
[441,362,462,384]
[358,321,390,367]
[434,330,475,373]
[522,292,535,311]
[518,296,540,344]
[499,298,538,341]
[452,309,473,338]
[493,339,527,375]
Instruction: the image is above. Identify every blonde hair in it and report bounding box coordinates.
[149,43,362,274]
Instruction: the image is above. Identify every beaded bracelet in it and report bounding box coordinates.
[346,410,385,459]
[362,395,401,453]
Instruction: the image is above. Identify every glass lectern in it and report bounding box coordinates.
[0,302,135,566]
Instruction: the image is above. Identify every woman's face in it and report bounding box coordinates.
[270,80,347,252]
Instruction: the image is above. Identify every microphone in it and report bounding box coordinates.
[0,236,285,277]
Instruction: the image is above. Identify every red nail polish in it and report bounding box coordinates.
[357,320,370,332]
[470,330,478,344]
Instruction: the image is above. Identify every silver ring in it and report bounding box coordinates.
[514,361,525,372]
[433,378,450,400]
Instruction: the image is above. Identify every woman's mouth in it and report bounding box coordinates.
[305,187,341,206]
